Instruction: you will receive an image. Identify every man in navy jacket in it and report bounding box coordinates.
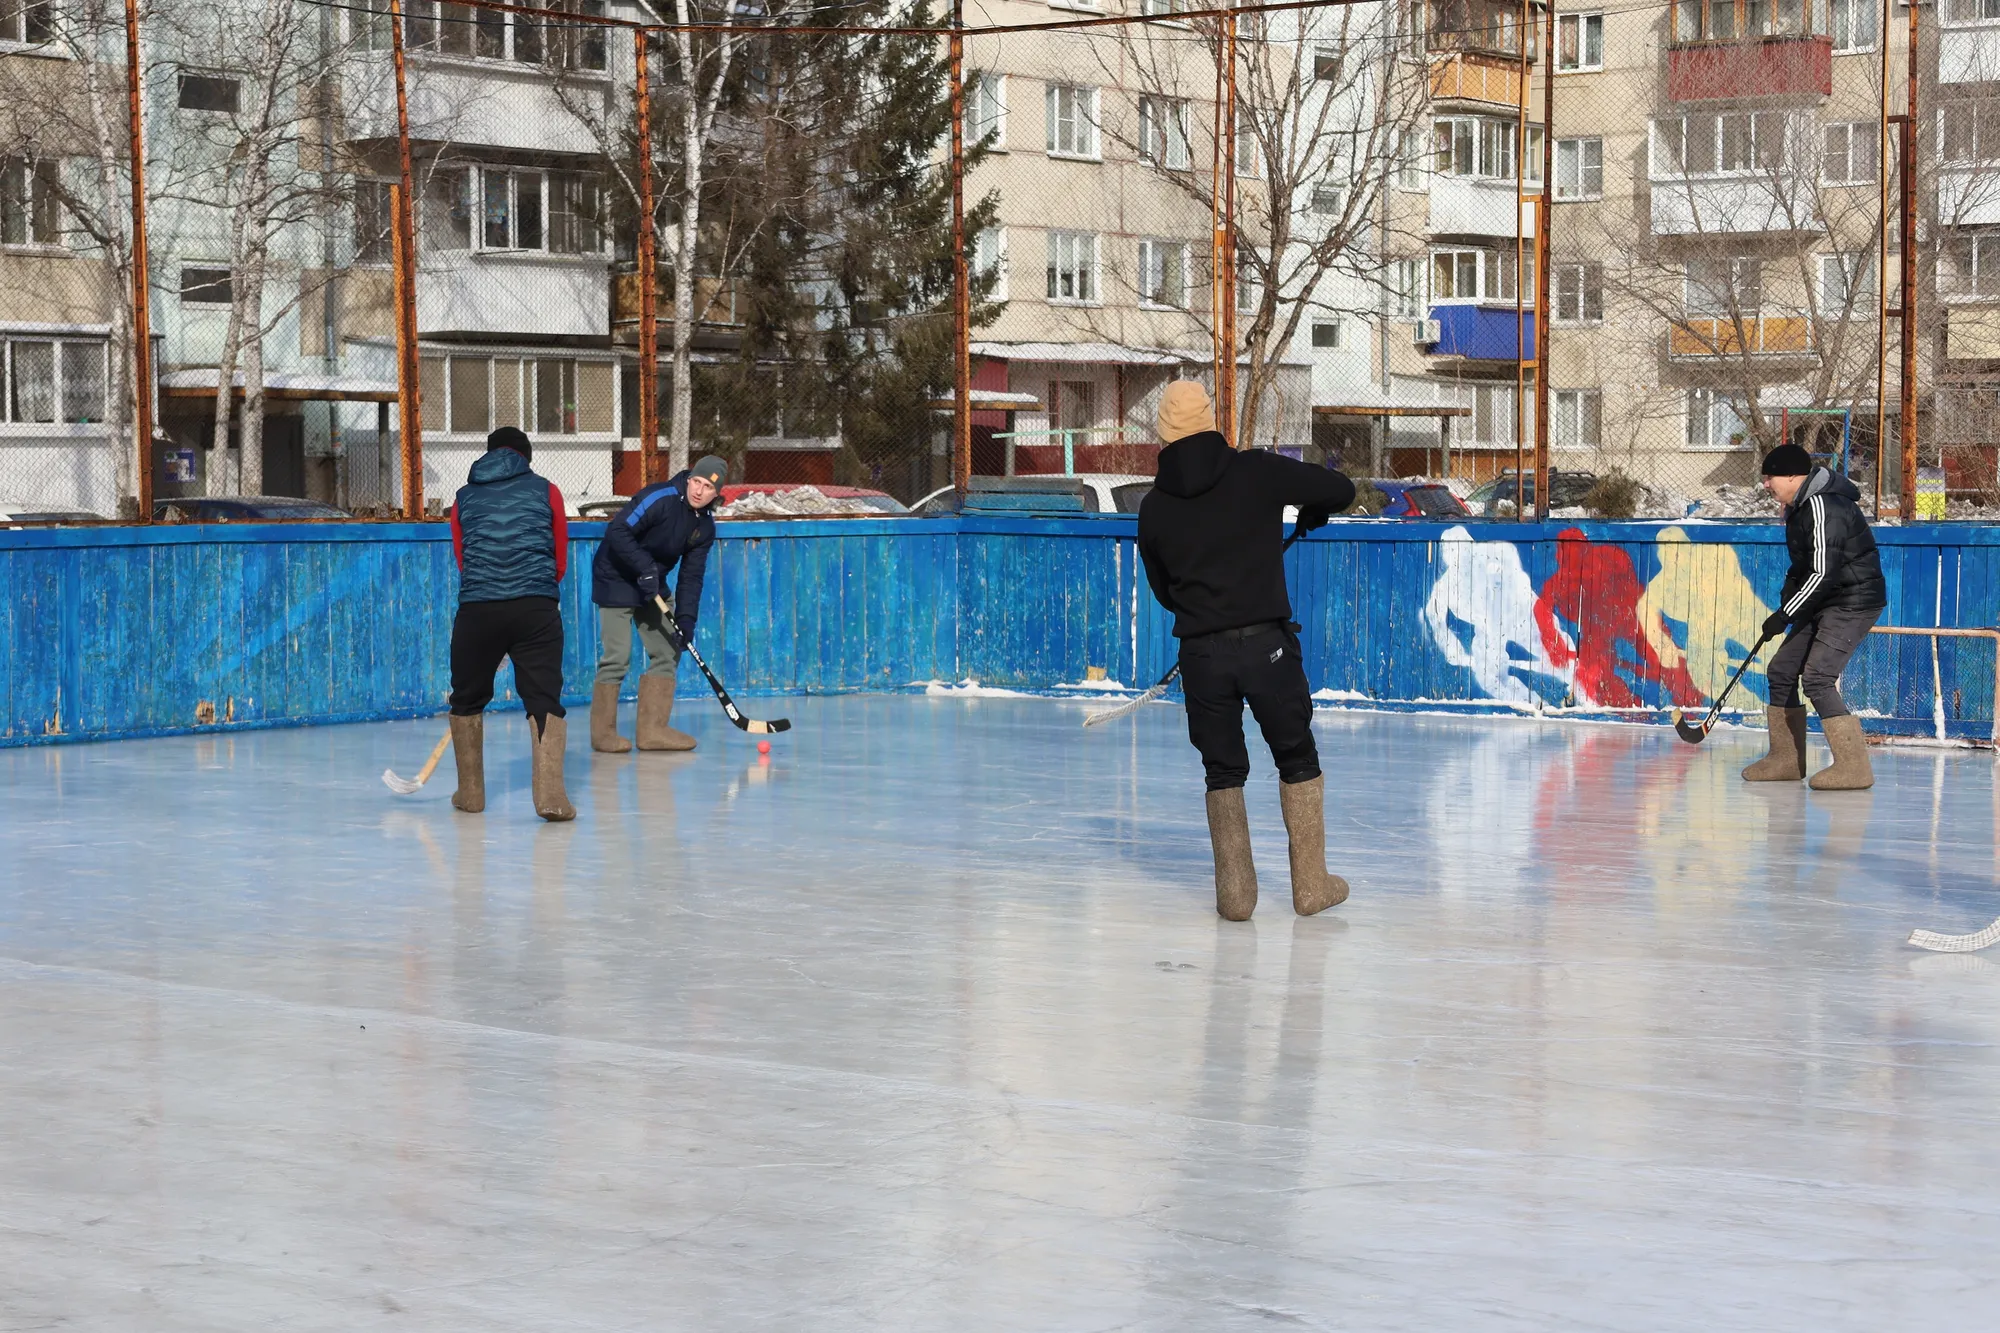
[589,455,725,752]
[447,427,573,821]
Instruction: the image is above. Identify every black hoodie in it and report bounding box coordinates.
[1137,430,1355,638]
[1778,466,1886,622]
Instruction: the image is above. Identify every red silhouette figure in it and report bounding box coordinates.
[1535,528,1702,710]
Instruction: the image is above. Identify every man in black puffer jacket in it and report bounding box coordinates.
[1138,380,1356,922]
[1744,444,1887,791]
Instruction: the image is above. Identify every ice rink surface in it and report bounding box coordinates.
[4,694,1999,1331]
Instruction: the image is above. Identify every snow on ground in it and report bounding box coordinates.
[2,695,1997,1329]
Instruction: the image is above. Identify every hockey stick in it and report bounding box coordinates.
[1671,628,1778,744]
[1909,915,2000,953]
[655,596,791,734]
[383,728,451,795]
[1085,527,1307,729]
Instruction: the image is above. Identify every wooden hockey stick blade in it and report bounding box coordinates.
[1909,916,2000,953]
[1672,710,1713,744]
[1083,679,1172,727]
[383,729,452,795]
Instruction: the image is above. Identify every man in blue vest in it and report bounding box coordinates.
[447,427,574,821]
[588,455,725,753]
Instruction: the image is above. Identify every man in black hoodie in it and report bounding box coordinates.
[1137,380,1357,921]
[1744,444,1887,790]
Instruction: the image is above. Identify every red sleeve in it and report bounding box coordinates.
[549,483,569,581]
[449,501,463,569]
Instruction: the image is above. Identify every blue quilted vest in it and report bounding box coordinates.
[455,448,558,603]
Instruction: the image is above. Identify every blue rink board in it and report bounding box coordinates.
[1,515,1996,746]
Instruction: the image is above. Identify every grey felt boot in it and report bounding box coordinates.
[590,682,631,753]
[636,673,697,751]
[1278,774,1350,916]
[1205,787,1258,921]
[531,715,576,822]
[1743,705,1808,782]
[1809,714,1875,791]
[449,713,485,813]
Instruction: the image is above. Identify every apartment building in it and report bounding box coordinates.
[959,0,1314,477]
[1379,0,1914,501]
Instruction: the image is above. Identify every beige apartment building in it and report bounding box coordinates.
[1378,0,1996,509]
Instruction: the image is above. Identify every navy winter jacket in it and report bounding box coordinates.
[450,447,568,604]
[1778,466,1887,623]
[590,470,716,640]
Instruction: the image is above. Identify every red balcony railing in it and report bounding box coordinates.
[1668,35,1832,101]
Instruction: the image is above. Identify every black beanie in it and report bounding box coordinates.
[488,426,532,463]
[1760,443,1810,477]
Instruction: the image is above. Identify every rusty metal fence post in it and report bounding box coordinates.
[123,0,154,523]
[634,27,662,490]
[1534,0,1556,521]
[950,0,971,494]
[388,0,424,520]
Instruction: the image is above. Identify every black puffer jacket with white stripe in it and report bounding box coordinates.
[1778,467,1886,622]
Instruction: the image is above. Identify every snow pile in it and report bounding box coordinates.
[1687,483,1782,520]
[718,486,874,518]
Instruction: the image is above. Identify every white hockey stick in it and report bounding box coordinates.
[1909,916,2000,953]
[383,730,451,795]
[1083,664,1178,727]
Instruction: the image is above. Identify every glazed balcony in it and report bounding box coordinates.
[1429,56,1529,110]
[1667,315,1812,358]
[1427,0,1539,63]
[1941,0,2000,87]
[1667,0,1832,101]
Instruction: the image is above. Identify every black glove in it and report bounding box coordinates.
[636,570,662,601]
[1296,504,1332,533]
[1761,610,1789,640]
[674,617,697,650]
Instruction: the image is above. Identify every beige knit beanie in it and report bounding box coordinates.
[1157,380,1217,444]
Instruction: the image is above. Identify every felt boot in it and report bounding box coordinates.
[1205,787,1258,921]
[449,713,484,813]
[1809,713,1874,791]
[637,673,696,751]
[1742,705,1808,782]
[1278,774,1350,916]
[531,715,576,822]
[590,682,631,753]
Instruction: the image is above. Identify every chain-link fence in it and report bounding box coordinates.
[0,0,1987,522]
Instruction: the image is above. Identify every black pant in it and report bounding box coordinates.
[1179,622,1319,791]
[450,596,567,727]
[1766,606,1881,719]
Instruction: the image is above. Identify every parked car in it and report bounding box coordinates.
[0,502,103,524]
[915,474,1153,516]
[1366,479,1471,519]
[1465,469,1598,517]
[570,494,629,520]
[717,483,910,517]
[154,496,351,521]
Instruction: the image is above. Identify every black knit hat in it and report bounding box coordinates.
[488,426,532,463]
[1760,443,1810,477]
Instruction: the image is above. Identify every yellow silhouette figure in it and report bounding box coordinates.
[1635,527,1776,705]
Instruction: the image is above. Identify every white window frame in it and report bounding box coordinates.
[1136,238,1187,309]
[1553,137,1603,200]
[1556,12,1605,72]
[1945,0,2000,22]
[1397,128,1428,190]
[1552,389,1602,449]
[1819,251,1874,311]
[1310,183,1344,217]
[1047,0,1104,13]
[474,166,604,256]
[1137,96,1192,169]
[1685,388,1751,451]
[0,335,110,427]
[1940,101,2000,165]
[1045,84,1100,160]
[1823,120,1879,184]
[967,72,1007,151]
[0,157,62,248]
[1391,257,1427,316]
[1435,116,1523,180]
[1684,256,1763,318]
[1235,125,1261,179]
[1139,0,1188,18]
[0,0,55,47]
[373,0,609,69]
[1310,318,1343,349]
[974,226,1008,301]
[1831,0,1878,50]
[1945,231,2000,300]
[1651,111,1793,179]
[1430,246,1528,305]
[1552,260,1603,323]
[1046,230,1100,304]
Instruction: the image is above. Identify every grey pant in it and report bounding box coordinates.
[594,603,680,685]
[1766,606,1881,718]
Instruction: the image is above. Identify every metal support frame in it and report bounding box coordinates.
[1899,0,1920,521]
[123,0,154,522]
[950,0,972,494]
[1534,0,1555,521]
[634,29,662,490]
[388,0,424,520]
